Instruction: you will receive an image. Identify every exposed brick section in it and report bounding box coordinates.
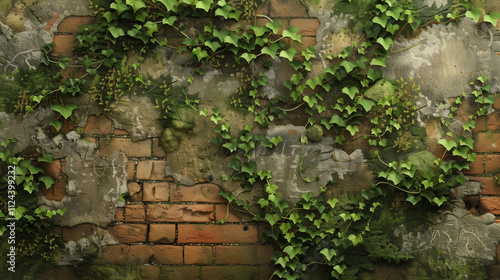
[474,116,488,132]
[113,128,129,135]
[177,224,259,243]
[474,132,500,153]
[107,224,147,243]
[485,155,500,173]
[152,138,167,158]
[469,176,500,196]
[479,197,500,215]
[149,224,176,243]
[136,160,168,180]
[147,204,214,222]
[100,138,151,158]
[124,204,146,222]
[93,245,128,264]
[290,19,320,36]
[495,93,500,110]
[40,159,67,201]
[115,208,125,222]
[170,184,226,203]
[126,161,135,180]
[184,245,213,265]
[129,245,154,264]
[255,18,289,35]
[143,182,171,202]
[215,245,275,264]
[52,35,78,56]
[84,114,112,134]
[160,266,201,279]
[269,0,308,17]
[487,112,500,131]
[62,224,94,242]
[463,155,484,175]
[215,204,243,222]
[152,245,184,264]
[128,182,142,201]
[57,16,95,33]
[201,265,273,280]
[487,264,500,279]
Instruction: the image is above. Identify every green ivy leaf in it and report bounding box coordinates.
[266,21,282,33]
[126,0,146,12]
[144,21,158,36]
[484,11,500,26]
[241,161,257,175]
[51,103,78,119]
[386,6,403,20]
[346,125,359,136]
[108,25,125,38]
[465,7,482,23]
[162,15,177,26]
[370,56,386,67]
[340,60,357,74]
[342,86,359,99]
[432,196,447,206]
[406,195,422,205]
[372,14,389,28]
[265,213,281,226]
[348,234,363,246]
[39,175,55,189]
[110,0,128,15]
[357,98,376,112]
[386,23,400,35]
[327,198,339,208]
[438,139,457,151]
[14,206,27,220]
[38,154,53,163]
[262,43,280,58]
[270,136,283,146]
[279,48,297,61]
[196,0,213,12]
[158,0,178,11]
[320,248,337,261]
[376,37,393,50]
[282,26,302,42]
[452,146,469,159]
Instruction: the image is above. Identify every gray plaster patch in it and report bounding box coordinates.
[400,201,500,265]
[384,19,500,100]
[253,125,367,203]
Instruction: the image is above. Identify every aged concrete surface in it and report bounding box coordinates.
[253,125,369,203]
[0,0,92,75]
[384,18,500,101]
[399,201,500,265]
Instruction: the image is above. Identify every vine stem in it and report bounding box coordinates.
[373,181,421,195]
[277,102,305,112]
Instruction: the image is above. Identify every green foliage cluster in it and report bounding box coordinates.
[15,0,498,278]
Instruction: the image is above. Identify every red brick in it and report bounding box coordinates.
[38,266,80,280]
[269,0,308,17]
[215,245,275,264]
[84,114,112,134]
[124,204,146,222]
[136,160,167,180]
[143,182,171,202]
[215,204,243,223]
[469,176,500,195]
[485,155,500,173]
[52,35,78,56]
[463,155,484,175]
[255,18,289,35]
[40,159,67,201]
[201,266,261,280]
[147,204,214,222]
[115,208,125,222]
[100,138,151,158]
[495,93,500,110]
[152,245,184,264]
[290,19,319,36]
[479,197,500,215]
[425,119,446,157]
[152,138,167,158]
[256,0,269,15]
[487,265,500,278]
[184,245,213,265]
[128,182,142,201]
[57,16,95,33]
[113,128,129,135]
[474,132,500,153]
[170,184,225,203]
[108,224,147,243]
[160,266,200,279]
[474,116,487,132]
[126,161,135,180]
[177,224,259,244]
[487,112,500,131]
[94,245,129,264]
[149,224,176,243]
[62,224,94,242]
[290,36,317,55]
[129,245,154,264]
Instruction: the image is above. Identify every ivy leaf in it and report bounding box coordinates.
[266,21,282,33]
[283,245,300,259]
[126,0,146,12]
[406,195,421,205]
[372,14,389,28]
[279,48,297,61]
[484,11,500,26]
[196,0,213,12]
[303,96,318,107]
[108,25,125,38]
[240,53,256,63]
[329,115,346,127]
[14,206,27,220]
[386,6,403,20]
[215,4,232,18]
[348,234,363,246]
[265,213,281,226]
[386,23,400,34]
[204,40,222,52]
[432,196,447,206]
[101,49,115,57]
[282,26,302,42]
[162,15,177,26]
[158,0,178,11]
[320,248,337,261]
[110,1,128,15]
[452,146,469,159]
[50,120,63,131]
[144,21,158,36]
[39,175,55,189]
[51,103,78,119]
[340,60,357,73]
[465,7,482,23]
[357,98,376,112]
[346,125,359,136]
[262,43,280,57]
[249,25,269,37]
[270,136,283,146]
[376,37,393,50]
[342,86,359,99]
[327,198,339,208]
[438,139,457,151]
[387,172,404,185]
[241,161,257,175]
[38,154,53,163]
[135,10,148,22]
[370,56,386,67]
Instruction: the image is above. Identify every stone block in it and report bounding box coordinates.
[124,204,146,222]
[107,224,147,243]
[57,16,95,33]
[152,245,183,264]
[52,35,78,56]
[84,114,112,135]
[184,245,213,265]
[143,182,171,202]
[147,204,214,223]
[99,138,151,158]
[137,160,168,180]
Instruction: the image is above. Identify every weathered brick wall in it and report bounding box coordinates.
[36,0,500,279]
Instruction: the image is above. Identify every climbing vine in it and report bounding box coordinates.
[6,0,498,278]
